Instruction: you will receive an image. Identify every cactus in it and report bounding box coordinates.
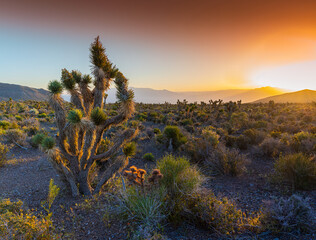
[45,37,138,196]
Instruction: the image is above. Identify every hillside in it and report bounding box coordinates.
[0,82,49,101]
[253,89,316,103]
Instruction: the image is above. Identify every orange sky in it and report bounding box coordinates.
[1,0,316,90]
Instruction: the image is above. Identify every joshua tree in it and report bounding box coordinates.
[44,36,138,197]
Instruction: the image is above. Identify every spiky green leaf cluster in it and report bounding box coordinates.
[42,137,55,150]
[90,36,118,78]
[48,80,63,94]
[90,107,107,125]
[82,74,92,84]
[67,109,83,124]
[61,68,76,90]
[71,70,82,83]
[115,72,134,103]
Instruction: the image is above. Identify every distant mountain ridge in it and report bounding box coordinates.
[0,82,49,101]
[104,86,285,103]
[253,89,316,103]
[1,82,288,103]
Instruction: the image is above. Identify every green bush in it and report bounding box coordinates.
[162,126,187,150]
[41,137,56,150]
[273,153,316,190]
[123,142,137,158]
[153,128,161,134]
[37,113,47,118]
[0,120,10,130]
[31,133,46,148]
[143,153,155,162]
[157,155,204,198]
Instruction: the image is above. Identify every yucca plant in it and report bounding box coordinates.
[45,36,137,196]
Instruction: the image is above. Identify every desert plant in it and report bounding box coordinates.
[261,195,315,233]
[184,191,245,234]
[272,153,316,190]
[143,153,155,162]
[45,36,137,196]
[31,133,46,148]
[157,155,204,198]
[4,129,27,146]
[0,143,9,167]
[123,142,137,158]
[0,198,60,239]
[162,126,187,150]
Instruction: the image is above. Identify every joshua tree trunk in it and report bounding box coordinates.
[44,36,137,197]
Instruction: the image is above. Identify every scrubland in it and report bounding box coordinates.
[0,99,315,239]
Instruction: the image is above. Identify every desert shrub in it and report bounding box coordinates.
[29,108,39,116]
[143,153,155,162]
[261,195,315,233]
[0,120,10,130]
[259,137,283,157]
[180,118,193,126]
[157,155,204,197]
[0,143,9,167]
[272,153,316,190]
[21,118,40,136]
[243,128,266,145]
[4,129,27,146]
[155,155,204,223]
[302,115,313,123]
[123,142,137,158]
[9,121,19,129]
[118,186,166,227]
[204,147,248,176]
[201,127,219,148]
[270,130,281,138]
[37,112,47,118]
[235,134,250,150]
[252,120,268,129]
[230,112,248,129]
[291,131,316,153]
[225,135,237,147]
[31,133,46,148]
[162,126,187,150]
[184,191,245,234]
[41,137,56,150]
[0,198,59,239]
[15,115,23,121]
[153,128,161,134]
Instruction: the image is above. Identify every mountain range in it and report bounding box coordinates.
[1,82,315,103]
